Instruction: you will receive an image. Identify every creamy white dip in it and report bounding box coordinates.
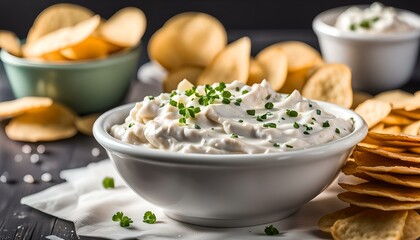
[111,80,354,154]
[335,2,414,33]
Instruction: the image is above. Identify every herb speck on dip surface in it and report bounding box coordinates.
[335,2,416,34]
[111,80,354,154]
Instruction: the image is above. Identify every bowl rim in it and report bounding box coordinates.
[312,5,420,42]
[0,44,141,68]
[93,100,368,166]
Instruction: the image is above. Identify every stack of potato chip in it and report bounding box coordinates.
[149,12,354,108]
[0,97,98,142]
[0,3,146,61]
[318,90,420,239]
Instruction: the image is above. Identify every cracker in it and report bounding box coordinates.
[75,113,100,136]
[339,182,420,202]
[279,67,311,94]
[355,99,392,128]
[0,97,53,119]
[364,171,420,188]
[357,142,405,153]
[351,91,372,109]
[255,47,288,91]
[375,90,417,110]
[368,132,420,143]
[354,151,420,175]
[355,145,420,163]
[318,206,366,233]
[394,109,420,120]
[382,114,413,126]
[403,121,420,136]
[163,66,202,92]
[338,192,420,210]
[403,210,420,240]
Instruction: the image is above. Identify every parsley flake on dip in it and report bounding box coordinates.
[111,80,354,154]
[335,2,415,33]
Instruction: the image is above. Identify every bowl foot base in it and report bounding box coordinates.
[165,208,299,227]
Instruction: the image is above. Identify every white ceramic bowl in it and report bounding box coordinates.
[93,101,367,227]
[313,6,420,92]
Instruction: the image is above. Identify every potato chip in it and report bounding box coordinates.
[247,59,265,85]
[23,15,101,57]
[368,132,420,143]
[351,91,372,109]
[318,206,366,233]
[355,145,420,163]
[60,36,109,60]
[0,97,53,119]
[382,141,420,148]
[263,41,322,72]
[382,114,413,126]
[394,109,420,120]
[331,209,407,239]
[163,66,203,92]
[357,142,405,153]
[355,99,392,128]
[148,12,227,71]
[375,90,419,110]
[339,182,420,202]
[38,51,68,61]
[354,151,420,175]
[371,123,385,132]
[278,67,310,94]
[364,171,420,188]
[197,37,250,85]
[0,30,21,56]
[255,47,287,91]
[403,210,420,240]
[302,63,353,108]
[75,113,100,136]
[341,159,376,180]
[381,126,402,134]
[26,3,94,44]
[410,148,420,154]
[338,192,420,210]
[100,7,146,47]
[5,103,77,142]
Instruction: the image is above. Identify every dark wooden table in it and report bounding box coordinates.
[0,30,419,240]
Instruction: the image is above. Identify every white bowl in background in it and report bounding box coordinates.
[313,6,420,92]
[93,101,367,227]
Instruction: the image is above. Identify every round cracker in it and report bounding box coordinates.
[318,206,367,233]
[339,182,420,202]
[75,113,100,136]
[351,91,372,109]
[197,37,250,86]
[403,121,420,136]
[255,47,287,91]
[27,3,94,44]
[355,99,392,128]
[23,15,101,58]
[364,171,420,188]
[279,67,312,94]
[0,30,21,56]
[302,63,353,108]
[263,41,322,72]
[374,90,418,110]
[381,114,413,126]
[100,7,146,47]
[0,97,53,119]
[5,103,77,142]
[368,132,420,143]
[163,66,203,93]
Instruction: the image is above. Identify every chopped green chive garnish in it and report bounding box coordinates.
[264,225,280,235]
[102,177,115,189]
[322,121,330,128]
[143,211,157,224]
[211,127,215,130]
[128,123,134,128]
[273,143,280,148]
[169,99,177,107]
[185,87,197,96]
[312,117,317,121]
[281,117,286,120]
[238,119,244,123]
[215,82,226,92]
[194,124,201,129]
[286,144,293,148]
[316,109,321,115]
[335,128,341,134]
[350,23,357,31]
[179,118,186,124]
[231,133,238,138]
[293,122,300,129]
[286,109,298,117]
[256,115,264,122]
[309,103,313,107]
[303,131,310,135]
[263,123,276,128]
[235,87,240,91]
[222,98,231,104]
[246,109,256,116]
[112,212,133,228]
[265,94,271,100]
[265,102,274,109]
[242,90,249,95]
[148,96,154,100]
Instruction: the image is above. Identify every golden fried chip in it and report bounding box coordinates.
[331,209,407,239]
[354,151,420,175]
[279,67,312,94]
[381,126,402,134]
[403,210,420,240]
[341,159,376,180]
[382,114,413,126]
[0,30,21,56]
[410,148,420,154]
[247,59,265,85]
[339,182,420,202]
[355,99,392,128]
[394,109,420,121]
[355,145,420,163]
[255,47,287,91]
[318,206,366,233]
[338,192,420,210]
[403,121,420,136]
[163,66,203,93]
[26,3,94,44]
[38,51,68,61]
[60,36,109,60]
[75,113,100,136]
[351,91,372,109]
[357,142,405,153]
[0,97,53,119]
[5,103,77,142]
[23,15,101,57]
[148,12,227,71]
[375,90,420,111]
[263,41,322,72]
[197,37,250,85]
[100,7,146,47]
[371,123,385,132]
[364,171,420,188]
[302,63,353,108]
[368,132,420,143]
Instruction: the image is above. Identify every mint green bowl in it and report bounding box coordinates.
[1,47,140,115]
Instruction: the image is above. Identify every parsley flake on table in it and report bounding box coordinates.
[112,212,133,228]
[264,224,279,235]
[102,177,114,189]
[143,211,157,224]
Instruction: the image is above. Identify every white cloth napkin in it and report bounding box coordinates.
[21,159,348,240]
